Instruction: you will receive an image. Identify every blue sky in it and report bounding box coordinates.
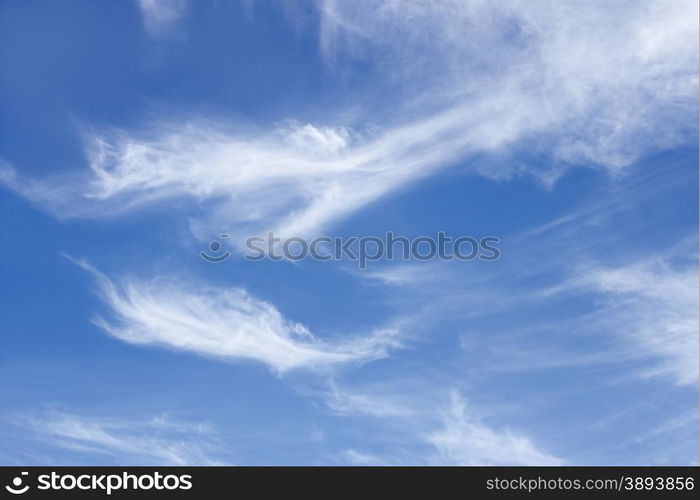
[0,0,697,465]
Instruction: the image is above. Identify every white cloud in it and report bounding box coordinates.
[314,381,562,465]
[339,448,384,465]
[570,257,698,385]
[426,392,563,465]
[321,383,415,419]
[76,260,398,374]
[317,0,697,176]
[0,96,537,242]
[359,263,446,286]
[137,0,189,38]
[2,1,694,240]
[282,121,352,155]
[15,410,222,465]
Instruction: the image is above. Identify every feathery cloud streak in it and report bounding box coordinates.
[11,410,222,465]
[570,258,698,386]
[1,0,696,242]
[427,392,563,465]
[75,260,397,373]
[137,0,189,38]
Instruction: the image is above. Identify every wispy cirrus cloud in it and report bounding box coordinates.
[320,382,416,419]
[6,410,224,465]
[319,384,563,465]
[0,0,695,468]
[136,0,189,38]
[316,0,696,170]
[338,448,385,465]
[568,257,698,386]
[426,392,563,465]
[1,0,695,243]
[74,259,398,374]
[0,97,542,242]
